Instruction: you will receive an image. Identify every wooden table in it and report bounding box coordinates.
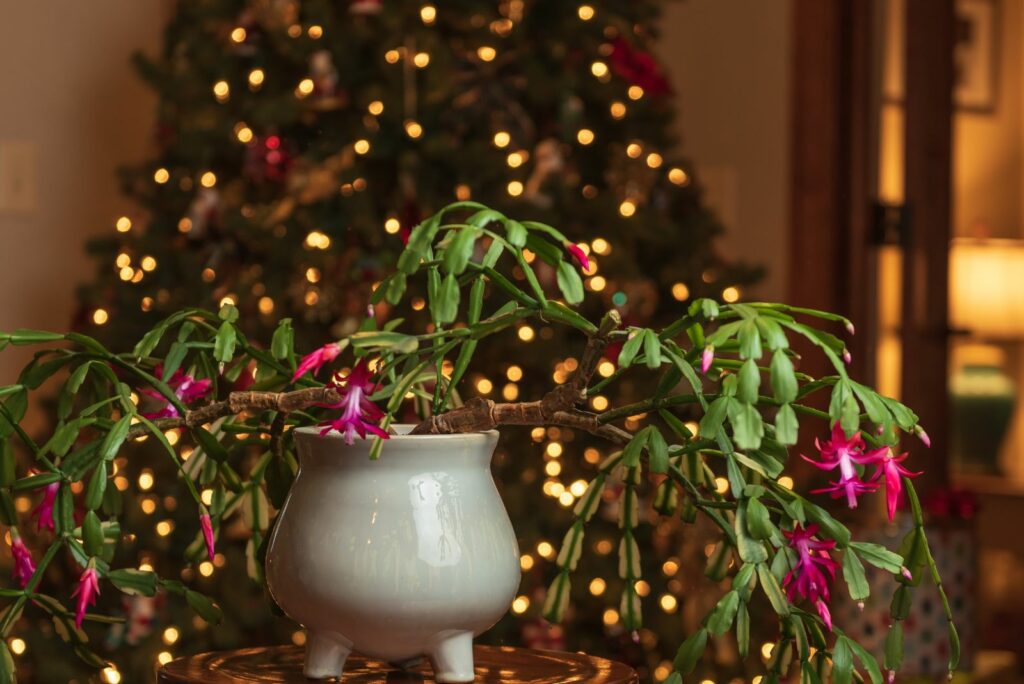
[157,644,639,683]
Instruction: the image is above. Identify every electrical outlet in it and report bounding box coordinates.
[0,140,37,213]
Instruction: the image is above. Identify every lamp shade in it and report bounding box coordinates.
[949,238,1024,338]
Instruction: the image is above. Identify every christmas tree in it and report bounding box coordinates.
[62,1,760,680]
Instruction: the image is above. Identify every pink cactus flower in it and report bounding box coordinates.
[199,511,216,562]
[802,424,880,509]
[782,523,840,631]
[864,446,922,522]
[701,346,714,374]
[842,348,852,365]
[845,321,856,336]
[319,360,389,445]
[292,342,344,383]
[564,241,591,271]
[72,565,101,629]
[140,368,212,419]
[916,426,931,448]
[31,482,59,532]
[9,532,36,589]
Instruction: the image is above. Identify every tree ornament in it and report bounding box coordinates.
[349,0,383,15]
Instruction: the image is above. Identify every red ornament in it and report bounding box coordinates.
[244,134,293,184]
[349,0,382,15]
[609,38,671,97]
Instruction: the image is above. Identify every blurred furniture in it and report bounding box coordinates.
[157,644,639,683]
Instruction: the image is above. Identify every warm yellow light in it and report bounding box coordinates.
[546,441,563,458]
[506,151,524,168]
[545,461,562,477]
[200,171,217,188]
[162,627,181,647]
[9,638,25,655]
[368,100,384,115]
[213,80,230,101]
[507,180,524,197]
[92,309,109,326]
[455,184,471,200]
[761,642,774,659]
[141,256,157,272]
[383,217,401,234]
[663,559,680,575]
[201,489,214,506]
[258,296,275,314]
[157,651,174,666]
[628,85,644,100]
[591,61,609,78]
[501,383,519,400]
[384,49,401,64]
[672,283,690,301]
[115,216,132,233]
[558,491,575,507]
[493,131,511,148]
[646,152,664,168]
[305,230,331,249]
[660,594,678,613]
[413,52,431,68]
[506,365,523,381]
[305,290,320,306]
[517,326,535,342]
[477,46,497,62]
[476,378,493,394]
[405,120,423,138]
[287,24,302,38]
[626,142,643,158]
[201,267,216,282]
[511,596,530,614]
[199,561,214,577]
[248,69,265,88]
[219,294,237,308]
[305,267,321,283]
[141,296,153,312]
[595,539,613,555]
[101,666,121,684]
[420,5,437,24]
[588,275,607,292]
[619,199,636,217]
[577,128,595,145]
[722,286,740,303]
[610,101,627,119]
[578,4,595,20]
[778,476,794,490]
[668,167,689,185]
[307,25,323,39]
[654,663,672,682]
[591,395,609,411]
[715,477,729,494]
[156,520,173,537]
[568,480,587,498]
[153,168,170,184]
[116,253,131,268]
[354,139,371,155]
[536,541,555,559]
[597,360,615,378]
[230,27,247,43]
[591,237,610,255]
[138,470,155,491]
[635,580,651,597]
[602,608,619,626]
[520,554,534,571]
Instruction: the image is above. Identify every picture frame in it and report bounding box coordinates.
[955,0,999,112]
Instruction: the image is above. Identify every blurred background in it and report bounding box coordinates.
[0,0,1021,682]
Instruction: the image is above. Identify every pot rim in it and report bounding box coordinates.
[293,424,499,440]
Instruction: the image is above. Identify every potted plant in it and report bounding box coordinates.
[0,202,956,683]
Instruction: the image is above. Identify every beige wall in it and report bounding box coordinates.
[657,0,792,301]
[0,2,167,380]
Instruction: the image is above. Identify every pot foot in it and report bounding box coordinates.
[389,655,424,671]
[428,630,475,683]
[303,630,352,679]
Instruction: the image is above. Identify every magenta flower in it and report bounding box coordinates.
[865,446,922,522]
[140,368,212,419]
[319,360,389,445]
[842,348,852,365]
[845,321,856,336]
[564,241,591,271]
[72,565,101,629]
[9,532,36,589]
[802,424,880,509]
[915,426,931,448]
[292,342,343,383]
[31,482,59,532]
[701,346,714,374]
[199,511,216,562]
[782,523,839,630]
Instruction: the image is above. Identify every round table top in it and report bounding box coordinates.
[157,644,638,683]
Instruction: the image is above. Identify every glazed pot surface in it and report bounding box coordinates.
[265,426,520,673]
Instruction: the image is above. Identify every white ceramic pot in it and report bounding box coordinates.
[265,425,521,682]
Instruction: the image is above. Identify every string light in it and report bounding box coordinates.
[307,25,323,39]
[477,46,497,62]
[156,520,174,536]
[506,151,524,168]
[405,120,423,138]
[305,267,321,283]
[287,24,302,38]
[778,476,794,490]
[507,180,524,197]
[305,230,331,249]
[493,131,511,148]
[588,276,606,291]
[520,554,534,571]
[546,442,563,457]
[368,100,384,115]
[536,541,555,559]
[610,101,627,119]
[213,80,230,102]
[591,237,611,254]
[230,27,247,43]
[101,666,121,684]
[158,652,174,666]
[598,361,615,377]
[9,639,25,655]
[236,125,253,143]
[619,199,637,217]
[153,168,170,184]
[201,268,216,282]
[413,52,430,68]
[715,477,729,494]
[672,283,690,301]
[384,218,401,234]
[722,286,740,303]
[646,152,663,168]
[576,129,595,145]
[140,256,156,272]
[354,139,371,154]
[116,216,132,233]
[506,365,523,381]
[591,395,609,411]
[660,594,678,613]
[545,461,561,477]
[199,561,214,577]
[511,596,530,614]
[476,378,493,394]
[455,184,471,200]
[258,297,275,314]
[200,171,217,188]
[384,49,401,64]
[668,167,689,185]
[663,559,680,575]
[591,61,609,78]
[178,218,192,234]
[578,4,595,20]
[92,309,109,326]
[626,142,643,158]
[248,68,265,88]
[420,5,437,24]
[628,85,644,100]
[602,608,619,626]
[517,326,535,341]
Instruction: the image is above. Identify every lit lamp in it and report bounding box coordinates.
[948,238,1024,473]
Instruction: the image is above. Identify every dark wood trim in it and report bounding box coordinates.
[901,0,954,492]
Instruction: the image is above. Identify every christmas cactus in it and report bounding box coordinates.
[0,203,956,682]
